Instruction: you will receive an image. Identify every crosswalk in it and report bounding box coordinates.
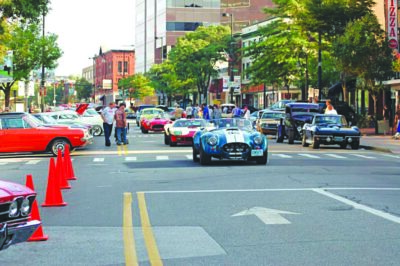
[0,152,399,165]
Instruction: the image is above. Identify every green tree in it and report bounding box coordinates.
[333,14,393,131]
[73,78,93,102]
[168,25,230,104]
[119,73,155,101]
[0,22,62,108]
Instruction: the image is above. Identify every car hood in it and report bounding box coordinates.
[316,124,360,133]
[75,103,89,115]
[0,180,35,201]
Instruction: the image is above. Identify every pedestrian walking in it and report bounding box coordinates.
[232,105,242,118]
[202,104,210,120]
[114,103,128,145]
[101,102,117,146]
[393,105,400,139]
[186,105,193,119]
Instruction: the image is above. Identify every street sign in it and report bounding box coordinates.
[232,207,300,225]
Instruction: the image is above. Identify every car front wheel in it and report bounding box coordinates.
[276,128,284,143]
[302,133,309,147]
[50,138,70,156]
[256,151,268,165]
[199,144,211,165]
[312,136,320,149]
[351,141,360,150]
[192,145,199,162]
[288,130,294,144]
[164,133,170,145]
[92,125,103,136]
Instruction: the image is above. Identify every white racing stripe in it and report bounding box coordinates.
[224,129,245,143]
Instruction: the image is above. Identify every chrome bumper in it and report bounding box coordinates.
[0,220,41,250]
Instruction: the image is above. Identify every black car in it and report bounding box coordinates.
[317,100,357,125]
[302,114,361,149]
[276,103,320,144]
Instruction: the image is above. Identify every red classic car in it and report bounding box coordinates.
[164,118,211,146]
[0,112,93,156]
[140,113,171,133]
[0,180,40,250]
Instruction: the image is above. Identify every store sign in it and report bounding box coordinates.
[388,0,398,49]
[103,79,112,89]
[222,76,241,92]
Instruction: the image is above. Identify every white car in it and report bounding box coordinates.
[48,110,104,136]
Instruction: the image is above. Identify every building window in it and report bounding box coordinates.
[118,62,122,73]
[167,22,203,31]
[124,61,128,74]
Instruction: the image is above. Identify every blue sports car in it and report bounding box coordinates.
[192,118,268,165]
[302,114,361,149]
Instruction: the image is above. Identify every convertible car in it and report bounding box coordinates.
[0,112,93,156]
[164,118,210,146]
[140,112,171,133]
[0,180,40,251]
[302,114,361,149]
[192,118,268,165]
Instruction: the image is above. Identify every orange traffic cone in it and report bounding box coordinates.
[25,174,49,241]
[64,145,77,180]
[57,149,71,189]
[42,158,67,207]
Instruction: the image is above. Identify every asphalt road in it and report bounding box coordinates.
[0,123,399,266]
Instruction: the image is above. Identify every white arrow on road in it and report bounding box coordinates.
[232,207,300,225]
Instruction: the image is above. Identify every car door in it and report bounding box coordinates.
[0,117,39,152]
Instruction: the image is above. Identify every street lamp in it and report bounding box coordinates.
[222,12,235,104]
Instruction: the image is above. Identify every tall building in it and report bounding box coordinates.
[135,0,272,73]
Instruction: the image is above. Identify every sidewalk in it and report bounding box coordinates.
[360,128,400,154]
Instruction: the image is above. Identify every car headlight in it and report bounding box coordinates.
[9,200,19,217]
[254,136,263,145]
[297,126,302,133]
[207,136,218,146]
[20,198,31,216]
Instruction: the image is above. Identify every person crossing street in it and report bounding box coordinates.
[101,102,117,147]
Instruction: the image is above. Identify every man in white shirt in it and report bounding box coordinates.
[101,102,117,146]
[325,100,338,115]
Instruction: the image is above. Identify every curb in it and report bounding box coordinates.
[360,145,392,153]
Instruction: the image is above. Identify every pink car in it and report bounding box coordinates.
[0,180,40,250]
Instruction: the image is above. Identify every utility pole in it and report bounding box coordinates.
[222,12,234,104]
[40,11,46,111]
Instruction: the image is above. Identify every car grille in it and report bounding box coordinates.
[152,125,165,130]
[223,143,249,157]
[0,202,11,221]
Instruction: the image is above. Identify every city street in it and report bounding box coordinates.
[0,123,399,265]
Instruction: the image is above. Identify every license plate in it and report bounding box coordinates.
[251,150,263,156]
[334,137,344,141]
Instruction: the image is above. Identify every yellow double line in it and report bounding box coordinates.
[123,192,163,266]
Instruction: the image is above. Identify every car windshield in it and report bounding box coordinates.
[291,107,320,113]
[38,114,58,124]
[261,112,284,119]
[24,114,42,127]
[174,119,206,128]
[212,118,253,130]
[85,109,98,115]
[314,115,343,125]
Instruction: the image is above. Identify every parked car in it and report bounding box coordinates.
[276,103,320,144]
[256,110,285,136]
[125,109,136,120]
[0,112,93,156]
[164,118,210,146]
[317,100,357,125]
[32,113,93,135]
[192,118,268,165]
[0,180,40,251]
[48,110,103,136]
[302,114,361,149]
[220,103,236,118]
[140,112,171,133]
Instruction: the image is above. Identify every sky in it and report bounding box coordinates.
[46,0,136,77]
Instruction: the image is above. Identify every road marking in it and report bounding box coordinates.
[137,192,163,265]
[313,188,400,224]
[125,157,137,161]
[350,154,375,159]
[93,158,104,162]
[156,156,169,160]
[26,160,40,165]
[141,187,400,194]
[382,154,400,159]
[298,153,320,159]
[123,193,138,266]
[232,207,300,225]
[273,154,292,158]
[185,155,192,160]
[324,154,347,159]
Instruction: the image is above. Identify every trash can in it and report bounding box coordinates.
[378,120,389,134]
